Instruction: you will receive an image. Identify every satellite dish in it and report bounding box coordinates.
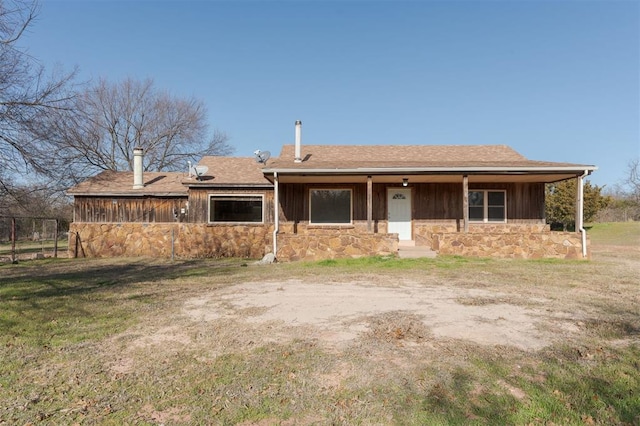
[192,165,209,180]
[254,150,271,164]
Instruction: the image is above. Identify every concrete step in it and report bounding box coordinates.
[398,244,438,259]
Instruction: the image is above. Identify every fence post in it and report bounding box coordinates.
[53,219,59,258]
[11,217,16,263]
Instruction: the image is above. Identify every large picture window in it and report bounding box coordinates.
[468,190,506,223]
[309,189,352,224]
[209,195,263,223]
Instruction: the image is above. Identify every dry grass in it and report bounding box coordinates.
[0,222,639,425]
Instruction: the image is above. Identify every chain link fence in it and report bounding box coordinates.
[0,216,68,263]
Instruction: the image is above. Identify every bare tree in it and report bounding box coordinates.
[625,158,640,204]
[0,0,76,185]
[37,77,232,182]
[595,158,640,222]
[2,1,228,190]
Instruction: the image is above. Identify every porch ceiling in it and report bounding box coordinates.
[274,173,581,184]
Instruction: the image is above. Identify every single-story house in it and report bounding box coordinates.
[67,121,597,261]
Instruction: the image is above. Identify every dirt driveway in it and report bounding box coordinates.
[182,280,560,351]
[117,242,639,372]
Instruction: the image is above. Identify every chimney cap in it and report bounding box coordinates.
[295,120,302,125]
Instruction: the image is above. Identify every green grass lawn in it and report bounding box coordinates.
[586,221,640,246]
[0,239,68,256]
[0,226,638,425]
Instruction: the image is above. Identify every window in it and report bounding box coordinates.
[468,190,506,222]
[209,195,263,223]
[309,189,352,224]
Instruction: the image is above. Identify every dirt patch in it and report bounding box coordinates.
[362,311,431,344]
[97,238,638,408]
[181,280,559,351]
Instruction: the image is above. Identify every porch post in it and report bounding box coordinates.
[463,175,469,233]
[273,172,279,256]
[367,175,372,232]
[575,174,584,232]
[576,171,588,258]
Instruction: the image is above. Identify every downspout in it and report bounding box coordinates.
[577,170,589,258]
[273,172,279,257]
[462,175,469,233]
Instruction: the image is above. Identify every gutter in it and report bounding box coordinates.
[262,165,598,175]
[184,183,273,188]
[67,192,188,197]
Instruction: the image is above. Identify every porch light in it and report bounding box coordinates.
[402,178,408,187]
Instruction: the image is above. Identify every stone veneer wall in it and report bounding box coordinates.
[69,221,586,261]
[414,221,549,247]
[276,228,398,262]
[432,231,588,259]
[69,223,273,259]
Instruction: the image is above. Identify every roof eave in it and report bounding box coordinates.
[262,166,598,175]
[67,192,188,197]
[183,183,274,188]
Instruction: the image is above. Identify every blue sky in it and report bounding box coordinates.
[21,0,639,188]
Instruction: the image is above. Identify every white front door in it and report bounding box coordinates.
[387,188,412,241]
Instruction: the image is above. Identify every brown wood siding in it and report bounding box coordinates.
[353,184,367,221]
[279,183,306,222]
[187,188,274,224]
[413,183,463,220]
[279,183,378,222]
[372,184,387,221]
[278,181,545,223]
[469,182,545,220]
[512,183,545,220]
[73,196,187,223]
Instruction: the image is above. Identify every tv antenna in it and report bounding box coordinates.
[191,165,209,180]
[254,150,271,165]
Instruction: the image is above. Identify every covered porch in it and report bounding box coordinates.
[267,171,593,261]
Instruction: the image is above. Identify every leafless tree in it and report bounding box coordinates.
[36,77,232,183]
[625,158,640,204]
[2,1,229,194]
[596,158,640,222]
[0,0,76,185]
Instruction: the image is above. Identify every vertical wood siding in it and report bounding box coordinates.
[277,181,545,223]
[73,196,188,223]
[73,182,544,224]
[413,183,464,220]
[471,182,545,220]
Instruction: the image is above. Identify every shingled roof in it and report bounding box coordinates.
[264,144,591,170]
[186,157,271,186]
[67,157,272,195]
[67,145,596,195]
[67,170,188,196]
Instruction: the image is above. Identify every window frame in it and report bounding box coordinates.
[308,188,353,225]
[208,193,265,224]
[468,189,507,223]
